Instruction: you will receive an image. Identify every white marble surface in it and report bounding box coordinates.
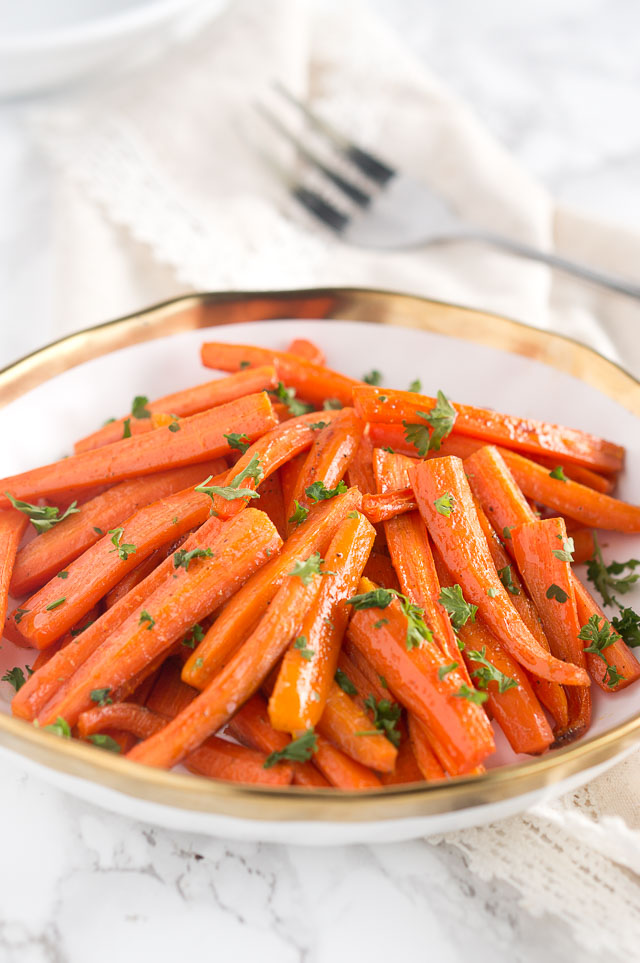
[2,1,640,960]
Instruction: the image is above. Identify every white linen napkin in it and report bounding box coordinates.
[25,0,640,950]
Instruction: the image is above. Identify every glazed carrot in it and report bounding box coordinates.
[279,452,306,512]
[0,510,27,629]
[338,643,390,706]
[74,365,279,453]
[354,385,624,474]
[381,730,425,786]
[10,460,226,598]
[0,392,276,508]
[409,456,589,686]
[182,487,362,689]
[11,481,225,649]
[499,448,640,532]
[362,488,416,524]
[78,702,164,740]
[128,539,328,769]
[269,511,376,731]
[201,342,359,408]
[316,681,398,772]
[311,734,382,789]
[407,716,447,781]
[572,578,640,692]
[104,547,168,610]
[373,449,461,668]
[345,432,377,495]
[255,471,287,540]
[510,517,590,742]
[287,338,326,365]
[12,519,223,721]
[226,694,329,787]
[363,552,400,591]
[533,456,614,495]
[38,509,281,728]
[284,408,363,529]
[347,578,496,774]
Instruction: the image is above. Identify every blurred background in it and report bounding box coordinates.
[1,0,640,367]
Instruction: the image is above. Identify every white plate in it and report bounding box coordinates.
[1,295,639,844]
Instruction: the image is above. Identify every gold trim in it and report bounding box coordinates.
[1,287,639,822]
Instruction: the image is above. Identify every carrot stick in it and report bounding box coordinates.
[347,578,496,774]
[409,456,589,686]
[127,540,329,769]
[572,578,640,692]
[0,510,27,629]
[0,392,277,508]
[407,716,447,780]
[255,471,287,540]
[499,448,640,532]
[268,511,376,731]
[182,487,362,689]
[362,488,416,523]
[279,452,306,513]
[533,456,614,495]
[287,338,326,366]
[74,366,279,453]
[11,518,223,721]
[363,552,400,592]
[9,461,225,598]
[201,342,359,408]
[104,547,168,610]
[339,641,391,705]
[11,480,227,649]
[345,432,377,494]
[354,385,624,474]
[311,734,382,789]
[226,694,329,787]
[37,509,281,728]
[381,730,425,785]
[284,409,363,530]
[77,702,164,741]
[316,681,398,772]
[510,517,590,742]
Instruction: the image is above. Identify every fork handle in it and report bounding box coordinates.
[472,232,640,300]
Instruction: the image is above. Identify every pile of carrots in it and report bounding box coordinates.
[1,332,640,791]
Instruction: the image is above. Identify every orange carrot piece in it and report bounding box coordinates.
[311,734,382,789]
[11,481,226,649]
[255,471,287,540]
[499,448,640,532]
[339,642,391,705]
[201,342,359,408]
[409,456,589,686]
[12,519,222,721]
[287,338,326,365]
[316,681,398,772]
[407,716,447,781]
[345,432,377,495]
[74,366,279,453]
[533,456,614,494]
[78,702,164,741]
[284,408,363,529]
[104,547,168,610]
[510,517,590,742]
[279,452,307,511]
[566,528,595,565]
[363,552,400,592]
[269,511,376,731]
[361,488,416,523]
[572,578,640,692]
[0,392,276,508]
[9,461,225,598]
[347,578,496,774]
[354,385,624,474]
[0,510,28,628]
[381,731,425,786]
[37,509,281,728]
[182,487,362,689]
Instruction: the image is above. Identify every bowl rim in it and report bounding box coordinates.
[1,285,639,824]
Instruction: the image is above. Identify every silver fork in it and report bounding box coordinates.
[256,83,640,301]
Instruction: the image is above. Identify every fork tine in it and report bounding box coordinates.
[272,81,396,186]
[255,103,371,207]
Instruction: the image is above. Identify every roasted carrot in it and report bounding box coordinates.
[533,456,614,495]
[0,510,28,629]
[284,408,363,529]
[74,366,279,453]
[255,471,287,540]
[338,644,390,706]
[347,578,496,774]
[269,511,376,731]
[104,547,168,610]
[311,734,382,789]
[279,452,306,513]
[0,392,276,508]
[407,716,447,781]
[182,487,362,689]
[409,456,589,686]
[354,385,624,474]
[381,730,425,786]
[11,519,223,721]
[362,488,416,523]
[37,509,281,728]
[287,338,326,365]
[345,432,377,494]
[363,552,401,592]
[9,461,225,598]
[572,578,640,692]
[316,682,398,772]
[201,342,359,408]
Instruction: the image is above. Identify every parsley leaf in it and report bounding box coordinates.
[224,432,250,454]
[195,454,263,503]
[293,635,314,661]
[90,687,113,706]
[402,390,456,456]
[173,547,213,571]
[604,664,625,688]
[335,668,357,695]
[434,492,455,516]
[467,646,518,693]
[289,552,324,585]
[263,730,318,768]
[305,480,348,502]
[270,381,314,416]
[346,588,431,649]
[108,527,137,561]
[549,465,568,482]
[88,734,122,753]
[497,564,520,595]
[408,378,422,393]
[438,585,477,630]
[5,492,79,535]
[546,583,569,603]
[139,610,155,630]
[363,370,383,386]
[438,661,459,680]
[182,623,205,649]
[586,534,640,607]
[43,716,71,738]
[2,666,29,691]
[309,421,328,431]
[364,695,402,747]
[122,418,132,439]
[553,537,575,563]
[57,571,69,579]
[45,597,66,611]
[288,500,309,528]
[323,398,343,410]
[502,526,513,540]
[13,607,29,624]
[131,395,151,419]
[454,684,488,705]
[346,588,395,611]
[402,420,431,458]
[374,618,389,629]
[578,614,619,662]
[611,607,640,647]
[168,422,180,433]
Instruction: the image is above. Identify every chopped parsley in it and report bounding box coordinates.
[549,466,568,482]
[502,526,513,540]
[122,418,132,439]
[2,666,31,692]
[90,687,113,706]
[182,623,205,649]
[335,668,357,695]
[57,571,69,579]
[346,587,431,649]
[43,716,71,738]
[4,492,79,535]
[363,370,383,386]
[224,432,250,454]
[374,618,389,629]
[270,381,314,416]
[88,734,121,753]
[13,607,29,624]
[195,454,263,503]
[305,480,348,502]
[263,729,318,768]
[402,390,456,456]
[131,395,151,419]
[438,585,477,630]
[586,534,640,607]
[293,635,315,661]
[408,379,422,393]
[173,547,213,571]
[552,536,575,563]
[108,527,137,561]
[434,492,455,516]
[288,500,309,527]
[546,584,569,603]
[168,422,181,433]
[323,398,343,410]
[45,597,66,611]
[139,610,155,630]
[454,684,489,705]
[497,564,520,595]
[347,588,396,611]
[289,552,324,585]
[438,661,459,680]
[364,695,401,747]
[309,421,328,431]
[467,646,518,693]
[347,510,360,519]
[611,607,640,647]
[93,527,104,536]
[578,614,619,660]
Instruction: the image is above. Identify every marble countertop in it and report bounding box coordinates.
[2,1,640,960]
